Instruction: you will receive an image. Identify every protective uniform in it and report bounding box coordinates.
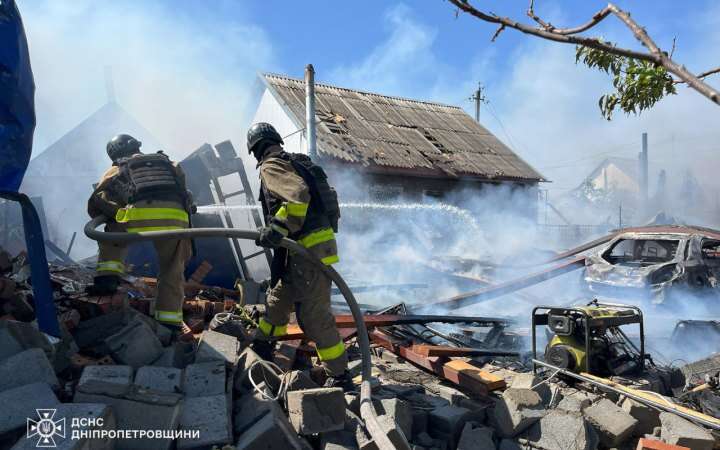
[88,141,192,327]
[255,143,347,376]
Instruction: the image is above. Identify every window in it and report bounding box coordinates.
[702,240,720,261]
[604,239,679,265]
[369,185,403,202]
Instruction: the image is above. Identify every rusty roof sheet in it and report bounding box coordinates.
[262,73,545,183]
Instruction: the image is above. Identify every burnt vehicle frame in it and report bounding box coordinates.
[583,225,720,304]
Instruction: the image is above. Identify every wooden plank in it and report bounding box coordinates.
[443,359,506,392]
[412,345,519,358]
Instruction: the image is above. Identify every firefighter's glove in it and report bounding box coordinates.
[256,226,285,248]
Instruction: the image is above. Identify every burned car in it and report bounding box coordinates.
[584,226,720,305]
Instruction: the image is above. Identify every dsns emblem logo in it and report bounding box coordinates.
[27,409,65,448]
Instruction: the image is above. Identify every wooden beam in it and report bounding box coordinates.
[369,330,506,396]
[411,345,519,358]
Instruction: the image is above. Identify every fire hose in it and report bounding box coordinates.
[85,216,396,449]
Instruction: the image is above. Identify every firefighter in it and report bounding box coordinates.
[247,122,350,388]
[87,134,193,327]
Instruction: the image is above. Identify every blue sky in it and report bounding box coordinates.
[19,0,720,195]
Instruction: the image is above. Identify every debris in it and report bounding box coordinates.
[0,382,60,435]
[76,364,133,396]
[520,409,599,450]
[195,329,240,365]
[104,318,163,368]
[0,348,59,391]
[659,412,715,450]
[457,422,495,450]
[286,387,346,435]
[622,397,661,436]
[183,360,226,397]
[177,394,233,449]
[234,405,305,450]
[134,366,182,393]
[583,398,637,447]
[636,437,690,449]
[492,388,546,437]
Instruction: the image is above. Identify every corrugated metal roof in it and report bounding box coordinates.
[262,73,545,182]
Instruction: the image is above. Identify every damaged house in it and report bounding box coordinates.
[251,73,544,216]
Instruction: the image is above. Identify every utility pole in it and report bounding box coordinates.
[638,132,649,219]
[469,82,486,122]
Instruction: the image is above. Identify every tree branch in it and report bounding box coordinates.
[527,0,612,36]
[448,0,720,106]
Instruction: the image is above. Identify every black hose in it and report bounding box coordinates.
[85,216,395,449]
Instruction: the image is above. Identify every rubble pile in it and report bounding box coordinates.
[0,253,718,450]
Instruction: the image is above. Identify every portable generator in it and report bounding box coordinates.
[531,300,646,376]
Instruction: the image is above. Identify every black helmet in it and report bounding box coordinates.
[247,122,283,155]
[107,134,142,161]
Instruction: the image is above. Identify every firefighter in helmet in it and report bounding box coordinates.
[248,122,350,389]
[87,134,193,327]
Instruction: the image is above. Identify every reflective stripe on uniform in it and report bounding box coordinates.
[96,260,125,274]
[126,225,186,233]
[270,223,289,236]
[297,227,335,248]
[115,207,189,224]
[274,205,288,220]
[286,202,309,217]
[155,310,183,324]
[316,341,346,361]
[321,255,340,265]
[258,318,288,337]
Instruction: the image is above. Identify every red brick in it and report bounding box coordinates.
[637,437,690,450]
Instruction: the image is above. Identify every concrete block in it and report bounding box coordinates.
[377,414,412,450]
[287,387,346,435]
[286,370,319,392]
[636,437,690,449]
[457,422,495,450]
[235,347,280,392]
[183,360,226,397]
[177,394,232,449]
[12,403,115,450]
[320,430,359,450]
[72,311,127,350]
[195,330,239,365]
[374,398,413,440]
[134,366,182,393]
[428,404,483,447]
[510,372,552,404]
[0,327,23,361]
[622,397,660,436]
[0,383,60,434]
[105,319,163,368]
[659,412,715,450]
[0,348,59,391]
[151,341,195,369]
[583,398,637,447]
[234,389,284,435]
[234,406,305,450]
[522,409,599,450]
[77,365,133,396]
[492,388,546,438]
[411,409,428,439]
[72,391,181,450]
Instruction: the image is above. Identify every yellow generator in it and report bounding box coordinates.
[531,300,646,376]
